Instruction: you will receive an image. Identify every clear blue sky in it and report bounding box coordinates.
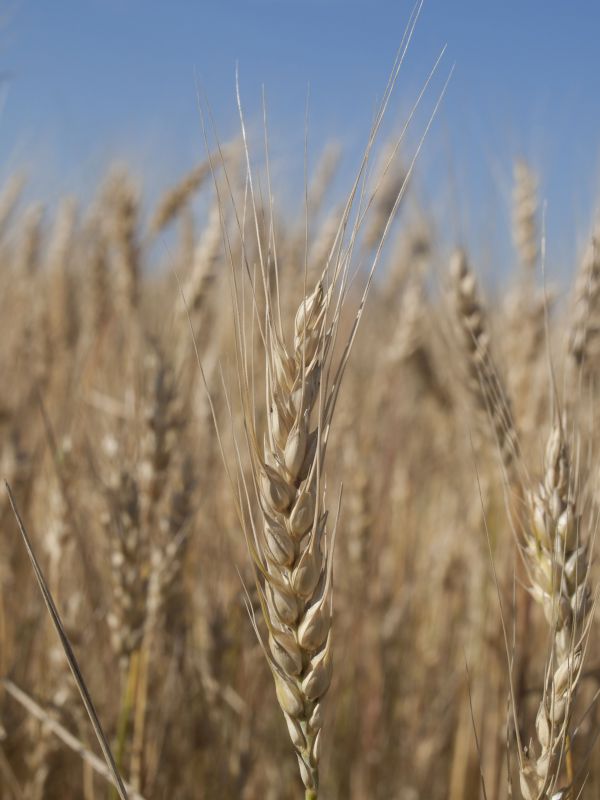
[1,0,599,278]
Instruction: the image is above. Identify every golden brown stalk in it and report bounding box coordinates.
[27,450,87,799]
[130,457,193,793]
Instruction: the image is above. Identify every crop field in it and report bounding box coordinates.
[0,5,599,800]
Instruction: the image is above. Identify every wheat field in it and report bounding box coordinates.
[0,22,599,800]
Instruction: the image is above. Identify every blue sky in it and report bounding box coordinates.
[1,1,599,278]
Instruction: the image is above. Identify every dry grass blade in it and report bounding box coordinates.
[2,679,147,800]
[4,481,131,800]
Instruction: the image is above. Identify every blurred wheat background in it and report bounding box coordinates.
[1,2,600,799]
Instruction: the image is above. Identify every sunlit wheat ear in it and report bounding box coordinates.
[137,343,181,531]
[385,216,431,295]
[103,458,147,666]
[306,142,342,221]
[147,455,194,628]
[84,214,111,336]
[518,420,593,800]
[14,203,54,388]
[362,139,407,250]
[150,162,212,235]
[286,142,342,267]
[104,166,141,315]
[449,248,520,475]
[512,159,539,273]
[207,15,447,794]
[178,198,222,319]
[387,276,450,409]
[149,141,238,235]
[102,343,181,667]
[308,204,344,283]
[240,281,335,798]
[568,230,600,374]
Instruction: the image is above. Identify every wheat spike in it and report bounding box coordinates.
[512,159,539,272]
[449,248,519,472]
[568,231,600,371]
[519,420,591,799]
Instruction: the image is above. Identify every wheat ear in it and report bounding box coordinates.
[449,248,519,473]
[245,281,334,798]
[512,159,539,273]
[519,421,592,800]
[568,231,600,371]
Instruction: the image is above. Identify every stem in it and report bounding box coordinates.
[130,615,156,791]
[109,651,139,800]
[305,791,317,800]
[565,732,574,788]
